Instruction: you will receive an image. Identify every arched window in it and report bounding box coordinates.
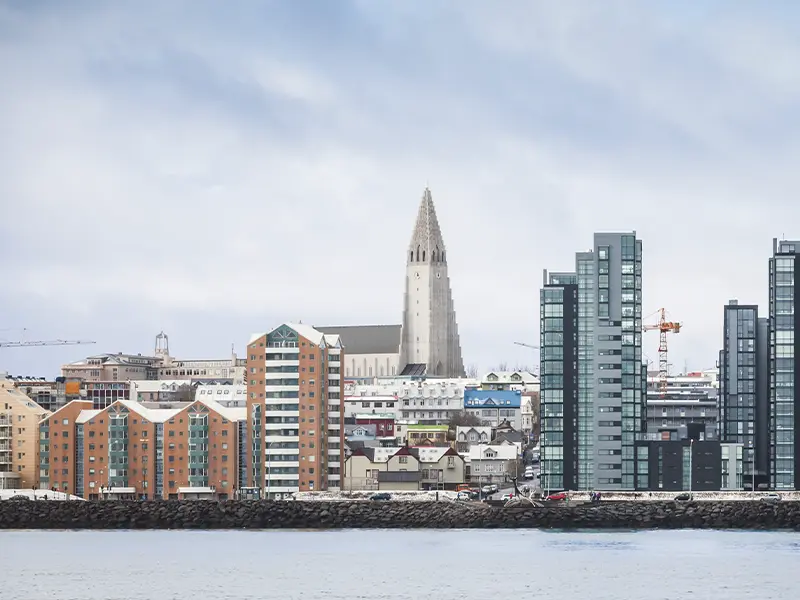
[410,250,413,262]
[422,250,426,261]
[416,245,420,261]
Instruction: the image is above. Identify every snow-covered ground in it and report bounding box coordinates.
[562,490,799,502]
[0,489,85,501]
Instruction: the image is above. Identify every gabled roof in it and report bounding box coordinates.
[390,446,419,459]
[249,323,341,348]
[316,324,401,355]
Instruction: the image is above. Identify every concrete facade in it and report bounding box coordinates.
[399,188,465,378]
[0,381,50,490]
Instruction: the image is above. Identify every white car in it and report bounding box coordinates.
[501,493,514,502]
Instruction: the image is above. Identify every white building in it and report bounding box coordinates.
[467,444,519,485]
[195,383,247,408]
[345,377,478,424]
[343,394,399,420]
[481,371,539,392]
[62,331,246,384]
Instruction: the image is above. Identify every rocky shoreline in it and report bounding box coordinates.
[1,500,799,530]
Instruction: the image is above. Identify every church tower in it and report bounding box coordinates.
[399,187,466,378]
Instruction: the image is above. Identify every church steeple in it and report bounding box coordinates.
[400,186,465,379]
[408,187,446,265]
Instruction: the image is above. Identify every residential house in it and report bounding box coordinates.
[464,390,522,430]
[344,446,465,491]
[455,426,491,454]
[353,413,396,440]
[467,444,519,485]
[492,430,524,457]
[404,424,449,447]
[345,423,378,443]
[480,371,539,392]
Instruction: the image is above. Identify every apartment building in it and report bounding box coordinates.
[540,232,646,492]
[246,323,344,499]
[38,397,246,499]
[344,378,474,424]
[0,380,50,489]
[61,331,245,385]
[718,300,769,487]
[768,238,800,490]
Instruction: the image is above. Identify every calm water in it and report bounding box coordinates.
[1,529,798,599]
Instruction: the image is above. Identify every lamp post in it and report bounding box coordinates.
[749,440,755,494]
[688,439,694,493]
[477,442,483,501]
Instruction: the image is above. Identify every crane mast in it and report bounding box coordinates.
[0,340,96,348]
[642,308,681,398]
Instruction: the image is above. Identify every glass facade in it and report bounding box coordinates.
[719,301,760,482]
[540,281,578,492]
[540,232,644,491]
[108,406,129,488]
[769,240,798,490]
[188,407,210,488]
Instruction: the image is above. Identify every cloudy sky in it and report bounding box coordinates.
[1,1,799,377]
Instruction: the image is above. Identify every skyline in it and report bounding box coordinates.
[2,1,800,376]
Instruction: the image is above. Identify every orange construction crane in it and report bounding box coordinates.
[643,308,681,398]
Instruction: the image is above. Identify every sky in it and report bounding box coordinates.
[1,0,800,378]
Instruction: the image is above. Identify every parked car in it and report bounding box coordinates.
[674,493,693,503]
[546,492,567,502]
[760,493,782,504]
[456,491,472,502]
[501,493,514,502]
[370,493,392,501]
[456,484,471,492]
[481,484,498,495]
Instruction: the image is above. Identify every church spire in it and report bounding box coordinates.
[408,187,446,265]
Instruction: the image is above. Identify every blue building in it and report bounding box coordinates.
[464,389,522,430]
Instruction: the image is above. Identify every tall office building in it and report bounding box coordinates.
[246,323,344,498]
[718,300,769,487]
[540,232,645,491]
[769,239,800,490]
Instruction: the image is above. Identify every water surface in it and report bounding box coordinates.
[1,529,797,599]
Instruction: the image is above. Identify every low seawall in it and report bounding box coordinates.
[2,500,800,530]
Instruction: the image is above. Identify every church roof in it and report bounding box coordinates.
[316,324,401,355]
[408,187,446,262]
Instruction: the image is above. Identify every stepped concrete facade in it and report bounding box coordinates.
[399,188,465,378]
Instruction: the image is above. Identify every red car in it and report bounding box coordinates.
[546,492,567,502]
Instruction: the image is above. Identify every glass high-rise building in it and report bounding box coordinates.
[540,232,645,491]
[769,239,800,490]
[719,300,769,487]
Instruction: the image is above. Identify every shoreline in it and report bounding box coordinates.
[2,500,800,530]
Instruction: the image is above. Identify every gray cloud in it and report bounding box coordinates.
[1,1,799,376]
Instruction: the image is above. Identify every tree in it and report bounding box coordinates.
[490,362,509,372]
[465,364,479,379]
[447,410,483,431]
[447,411,485,441]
